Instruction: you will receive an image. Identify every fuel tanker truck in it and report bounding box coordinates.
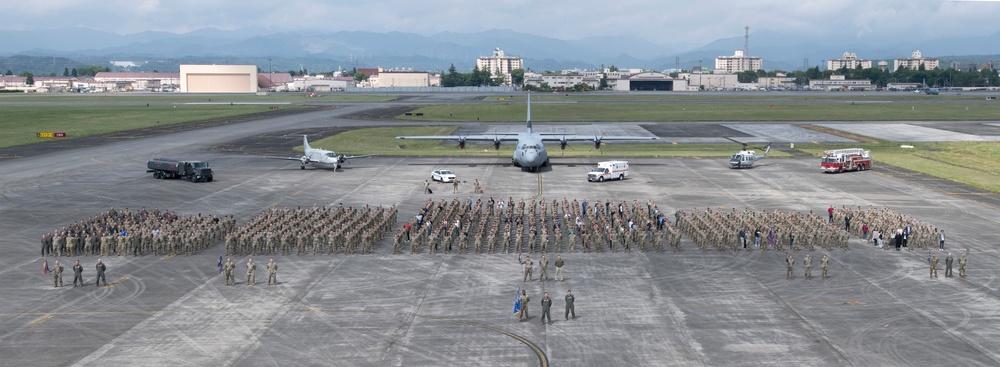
[147,158,214,182]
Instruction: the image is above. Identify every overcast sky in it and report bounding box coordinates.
[7,0,1000,48]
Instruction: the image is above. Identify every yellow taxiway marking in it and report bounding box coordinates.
[27,315,54,328]
[108,276,131,287]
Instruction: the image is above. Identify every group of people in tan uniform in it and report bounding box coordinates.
[677,207,850,253]
[220,258,279,286]
[40,207,235,258]
[394,197,682,255]
[227,204,397,256]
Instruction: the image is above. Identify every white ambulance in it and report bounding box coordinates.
[587,161,629,182]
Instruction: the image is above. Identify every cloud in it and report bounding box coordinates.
[3,0,1000,49]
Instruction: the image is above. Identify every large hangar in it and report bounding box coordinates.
[625,72,682,91]
[180,65,258,93]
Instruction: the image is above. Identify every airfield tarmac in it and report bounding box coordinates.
[3,101,1000,366]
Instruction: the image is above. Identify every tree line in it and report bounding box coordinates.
[737,65,999,88]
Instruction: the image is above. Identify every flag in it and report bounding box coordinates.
[218,256,223,273]
[43,259,49,275]
[513,285,521,315]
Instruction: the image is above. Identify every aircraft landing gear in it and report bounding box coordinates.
[300,165,305,170]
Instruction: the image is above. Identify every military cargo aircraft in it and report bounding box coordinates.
[395,95,657,172]
[264,135,375,170]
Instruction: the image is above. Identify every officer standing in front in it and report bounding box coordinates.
[930,253,939,278]
[52,260,64,288]
[564,290,575,320]
[554,255,565,282]
[267,259,278,285]
[224,258,236,286]
[246,258,257,286]
[519,289,530,322]
[72,260,84,287]
[540,292,553,325]
[95,259,107,287]
[945,253,954,278]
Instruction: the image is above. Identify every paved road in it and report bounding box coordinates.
[2,100,1000,366]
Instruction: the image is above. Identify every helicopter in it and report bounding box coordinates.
[725,137,770,169]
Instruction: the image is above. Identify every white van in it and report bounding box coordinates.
[587,161,629,182]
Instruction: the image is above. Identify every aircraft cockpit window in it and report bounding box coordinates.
[325,152,338,157]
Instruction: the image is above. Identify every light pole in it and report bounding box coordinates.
[268,58,273,92]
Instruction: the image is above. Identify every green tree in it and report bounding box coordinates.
[443,64,460,87]
[4,70,11,76]
[76,65,109,77]
[63,67,69,77]
[608,65,619,72]
[19,72,34,85]
[510,68,525,87]
[70,68,78,77]
[354,72,370,82]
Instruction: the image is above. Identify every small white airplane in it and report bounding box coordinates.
[395,94,657,172]
[265,135,375,170]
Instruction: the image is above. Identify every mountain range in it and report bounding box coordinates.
[2,28,1000,75]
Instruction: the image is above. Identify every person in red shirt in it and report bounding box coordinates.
[827,205,835,223]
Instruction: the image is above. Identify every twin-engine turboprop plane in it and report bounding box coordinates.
[265,135,375,170]
[395,95,657,172]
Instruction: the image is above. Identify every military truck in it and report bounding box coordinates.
[147,158,214,182]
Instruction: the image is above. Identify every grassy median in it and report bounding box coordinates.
[1,104,307,148]
[796,142,1000,193]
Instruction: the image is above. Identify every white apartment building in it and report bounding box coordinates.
[476,48,523,86]
[715,50,763,73]
[894,50,939,71]
[828,52,873,70]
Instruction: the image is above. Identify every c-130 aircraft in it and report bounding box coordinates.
[396,94,657,172]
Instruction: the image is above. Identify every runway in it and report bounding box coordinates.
[3,100,1000,366]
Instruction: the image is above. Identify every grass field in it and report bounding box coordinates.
[0,93,397,103]
[398,100,1000,122]
[1,104,306,148]
[796,142,1000,193]
[304,126,792,158]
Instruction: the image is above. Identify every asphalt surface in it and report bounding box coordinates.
[3,96,1000,366]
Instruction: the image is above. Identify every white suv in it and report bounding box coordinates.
[431,169,456,183]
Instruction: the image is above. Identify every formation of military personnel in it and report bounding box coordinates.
[677,207,849,252]
[40,207,235,257]
[394,197,682,254]
[828,205,942,251]
[227,204,397,256]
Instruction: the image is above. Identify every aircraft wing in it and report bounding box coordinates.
[263,156,316,163]
[341,154,377,160]
[395,135,519,141]
[539,135,658,141]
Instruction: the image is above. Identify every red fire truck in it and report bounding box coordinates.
[821,148,872,173]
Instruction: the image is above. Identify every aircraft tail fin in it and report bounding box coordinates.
[303,135,311,151]
[526,93,532,134]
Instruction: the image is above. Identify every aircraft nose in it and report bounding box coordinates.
[524,151,539,164]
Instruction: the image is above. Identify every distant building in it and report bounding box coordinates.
[809,75,872,91]
[679,72,738,90]
[476,48,523,86]
[715,50,762,73]
[758,73,797,89]
[893,51,939,71]
[524,73,600,90]
[95,72,180,91]
[828,52,873,70]
[179,65,258,93]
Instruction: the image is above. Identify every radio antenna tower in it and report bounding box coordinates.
[744,25,750,55]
